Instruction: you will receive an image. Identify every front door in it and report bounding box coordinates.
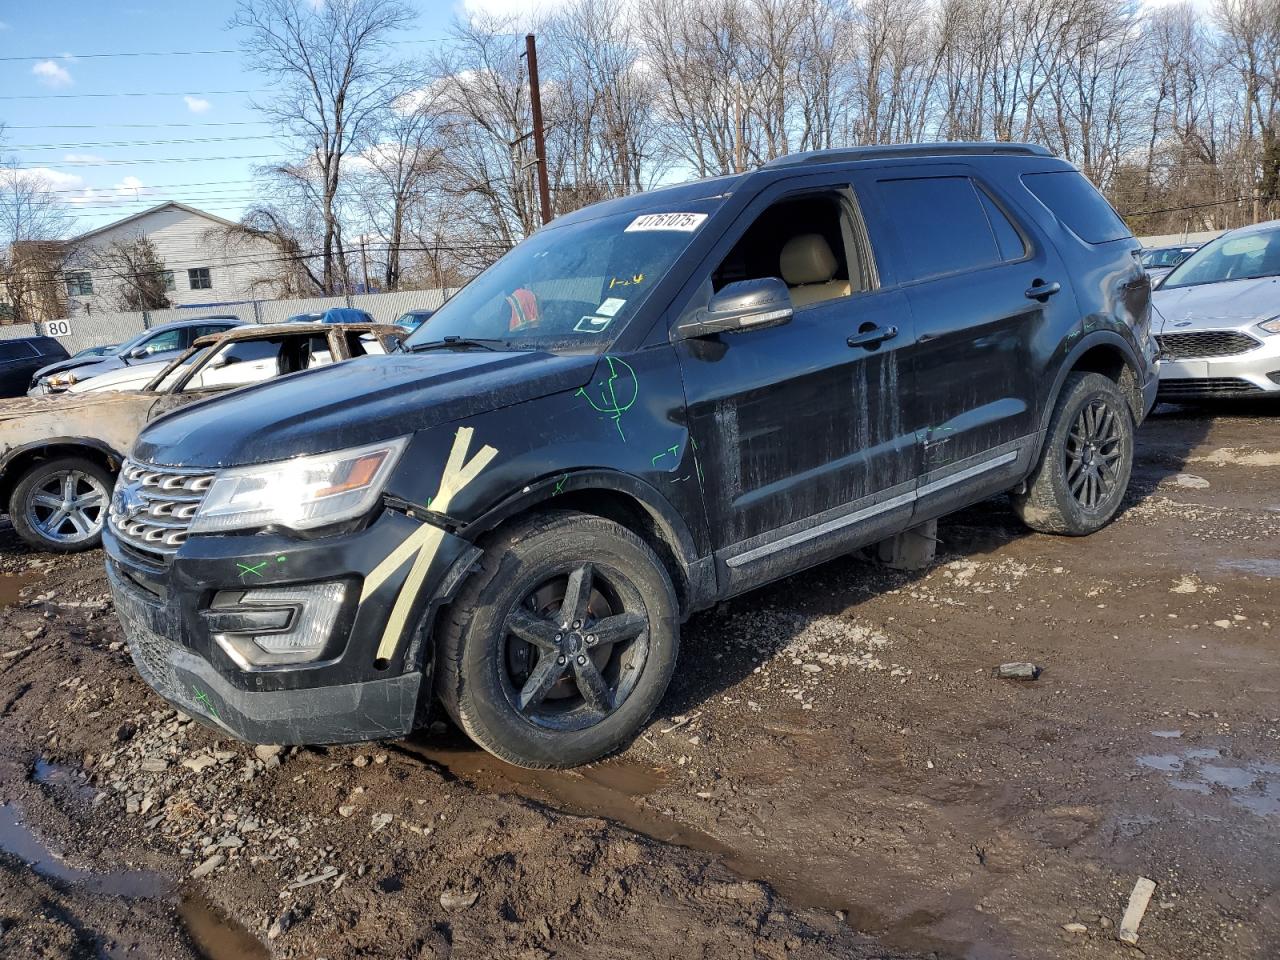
[674,177,918,595]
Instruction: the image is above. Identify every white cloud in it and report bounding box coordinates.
[64,176,153,208]
[184,95,212,114]
[22,167,85,191]
[458,0,560,20]
[63,153,107,164]
[32,59,73,88]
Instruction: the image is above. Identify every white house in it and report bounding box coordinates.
[62,202,281,315]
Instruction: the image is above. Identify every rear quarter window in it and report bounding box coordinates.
[1022,171,1130,244]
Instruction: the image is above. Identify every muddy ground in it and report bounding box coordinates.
[0,402,1276,960]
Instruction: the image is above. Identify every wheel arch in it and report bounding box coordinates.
[1042,332,1144,434]
[0,438,122,511]
[460,470,713,618]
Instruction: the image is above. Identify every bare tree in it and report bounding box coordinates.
[0,161,75,325]
[98,237,172,311]
[232,0,421,294]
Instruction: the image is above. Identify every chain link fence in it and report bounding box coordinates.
[0,288,453,355]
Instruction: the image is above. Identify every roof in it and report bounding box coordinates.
[763,142,1054,169]
[72,201,245,244]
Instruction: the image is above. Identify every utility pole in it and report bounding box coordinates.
[359,236,371,294]
[525,33,553,226]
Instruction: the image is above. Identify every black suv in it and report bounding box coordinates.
[105,143,1157,768]
[0,336,70,398]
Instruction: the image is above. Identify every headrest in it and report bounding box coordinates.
[780,234,838,285]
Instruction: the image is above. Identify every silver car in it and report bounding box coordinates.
[1151,220,1280,399]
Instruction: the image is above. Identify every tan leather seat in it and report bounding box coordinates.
[779,234,851,307]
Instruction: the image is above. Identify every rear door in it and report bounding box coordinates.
[852,163,1075,516]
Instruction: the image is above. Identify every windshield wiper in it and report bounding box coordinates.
[408,336,504,353]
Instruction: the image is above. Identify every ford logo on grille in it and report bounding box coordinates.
[113,482,147,521]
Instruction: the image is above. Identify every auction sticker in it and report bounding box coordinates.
[575,315,613,333]
[625,212,707,232]
[596,297,627,316]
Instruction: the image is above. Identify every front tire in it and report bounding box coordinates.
[1013,372,1134,535]
[10,456,113,553]
[436,510,679,769]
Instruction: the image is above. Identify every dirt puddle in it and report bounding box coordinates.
[6,764,269,960]
[0,572,34,609]
[399,736,964,956]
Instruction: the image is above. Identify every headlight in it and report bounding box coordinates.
[188,437,408,534]
[47,372,78,389]
[1258,316,1280,335]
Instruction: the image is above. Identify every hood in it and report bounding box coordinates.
[1152,276,1280,332]
[0,390,152,425]
[133,349,599,468]
[33,354,122,381]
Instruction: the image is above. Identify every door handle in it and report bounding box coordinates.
[847,324,898,349]
[1025,280,1062,301]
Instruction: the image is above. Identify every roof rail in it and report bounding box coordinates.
[761,142,1053,169]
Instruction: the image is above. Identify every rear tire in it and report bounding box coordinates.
[436,510,679,769]
[1013,372,1134,535]
[10,456,113,553]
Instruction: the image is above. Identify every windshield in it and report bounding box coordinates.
[403,205,718,352]
[1162,226,1280,289]
[1142,248,1191,268]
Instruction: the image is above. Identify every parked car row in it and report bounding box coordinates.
[0,322,403,552]
[2,303,441,400]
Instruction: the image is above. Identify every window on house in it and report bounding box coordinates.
[65,271,94,296]
[188,267,212,290]
[162,270,176,292]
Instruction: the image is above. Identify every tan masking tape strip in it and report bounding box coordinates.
[375,525,446,661]
[363,426,500,662]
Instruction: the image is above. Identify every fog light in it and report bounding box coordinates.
[208,582,347,669]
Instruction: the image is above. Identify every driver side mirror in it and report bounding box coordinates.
[127,346,149,360]
[673,277,794,340]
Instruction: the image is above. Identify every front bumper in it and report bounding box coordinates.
[1157,331,1280,398]
[104,508,477,745]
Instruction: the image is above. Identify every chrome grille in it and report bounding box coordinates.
[1156,330,1261,359]
[109,459,214,555]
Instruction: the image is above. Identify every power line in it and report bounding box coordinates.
[18,240,515,286]
[10,135,280,150]
[0,48,240,61]
[0,89,266,101]
[4,121,274,130]
[13,154,289,166]
[0,35,493,63]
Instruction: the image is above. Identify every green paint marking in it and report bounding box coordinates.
[276,556,286,563]
[192,688,219,721]
[236,561,268,579]
[575,356,638,443]
[650,452,665,466]
[552,474,569,495]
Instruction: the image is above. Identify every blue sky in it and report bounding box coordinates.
[0,0,526,233]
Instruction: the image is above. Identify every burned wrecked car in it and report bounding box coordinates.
[105,143,1156,769]
[0,322,400,552]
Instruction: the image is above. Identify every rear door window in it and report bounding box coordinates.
[977,189,1027,261]
[1022,171,1130,244]
[0,342,38,363]
[875,176,1004,281]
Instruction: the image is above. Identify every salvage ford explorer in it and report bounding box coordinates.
[105,143,1157,769]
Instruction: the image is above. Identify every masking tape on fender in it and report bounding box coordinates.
[363,426,497,663]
